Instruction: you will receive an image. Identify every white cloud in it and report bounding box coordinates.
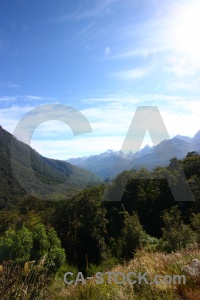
[0,82,20,88]
[26,95,45,101]
[30,100,200,160]
[109,45,169,60]
[0,96,17,102]
[167,79,200,92]
[165,57,200,77]
[113,62,154,80]
[31,135,124,160]
[0,94,56,103]
[0,105,35,134]
[1,95,200,160]
[52,0,116,24]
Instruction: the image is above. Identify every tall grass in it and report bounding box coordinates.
[0,248,199,299]
[47,247,200,300]
[0,260,52,300]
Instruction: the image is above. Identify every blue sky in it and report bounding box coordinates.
[1,0,200,159]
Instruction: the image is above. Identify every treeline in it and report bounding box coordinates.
[0,152,200,274]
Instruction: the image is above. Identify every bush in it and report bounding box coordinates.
[0,223,66,273]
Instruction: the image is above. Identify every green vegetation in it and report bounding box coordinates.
[0,126,200,298]
[0,126,102,208]
[161,206,195,252]
[47,248,200,300]
[0,224,65,272]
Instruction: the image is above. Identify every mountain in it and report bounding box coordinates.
[172,134,191,142]
[67,149,136,180]
[128,130,200,171]
[134,144,154,158]
[191,130,200,148]
[0,126,102,208]
[67,131,200,179]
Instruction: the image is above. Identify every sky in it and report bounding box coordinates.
[1,0,200,159]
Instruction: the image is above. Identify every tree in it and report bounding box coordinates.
[118,211,146,260]
[53,186,107,269]
[31,224,50,260]
[0,223,65,272]
[0,228,16,262]
[186,151,199,158]
[46,228,66,272]
[191,213,200,245]
[161,206,195,252]
[0,226,32,266]
[169,157,181,170]
[12,226,33,265]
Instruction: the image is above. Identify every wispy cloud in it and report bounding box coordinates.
[31,135,123,160]
[167,78,200,92]
[0,82,20,88]
[0,105,35,133]
[75,0,115,20]
[45,0,118,50]
[30,97,200,159]
[79,96,139,104]
[109,45,170,60]
[0,94,56,103]
[79,93,188,105]
[112,61,154,80]
[63,19,97,49]
[57,0,115,22]
[26,95,50,101]
[165,57,200,77]
[1,93,200,159]
[0,96,17,102]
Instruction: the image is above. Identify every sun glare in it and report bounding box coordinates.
[172,1,200,60]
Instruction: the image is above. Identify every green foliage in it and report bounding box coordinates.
[47,247,66,273]
[0,134,200,278]
[117,211,146,260]
[56,263,78,281]
[0,226,33,265]
[0,126,102,206]
[86,244,118,277]
[53,185,108,268]
[1,125,200,300]
[0,209,22,233]
[161,206,195,252]
[140,235,160,252]
[47,228,66,272]
[12,226,33,265]
[191,213,200,245]
[0,228,16,262]
[31,224,66,272]
[183,154,200,178]
[0,223,65,272]
[31,223,50,260]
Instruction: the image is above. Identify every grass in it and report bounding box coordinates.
[47,247,200,300]
[0,247,199,299]
[0,260,52,300]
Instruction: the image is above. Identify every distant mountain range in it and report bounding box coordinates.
[0,126,102,208]
[67,131,200,180]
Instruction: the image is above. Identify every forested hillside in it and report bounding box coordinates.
[0,126,102,209]
[0,126,200,299]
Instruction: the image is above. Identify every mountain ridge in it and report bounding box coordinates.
[0,126,102,208]
[67,131,200,179]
